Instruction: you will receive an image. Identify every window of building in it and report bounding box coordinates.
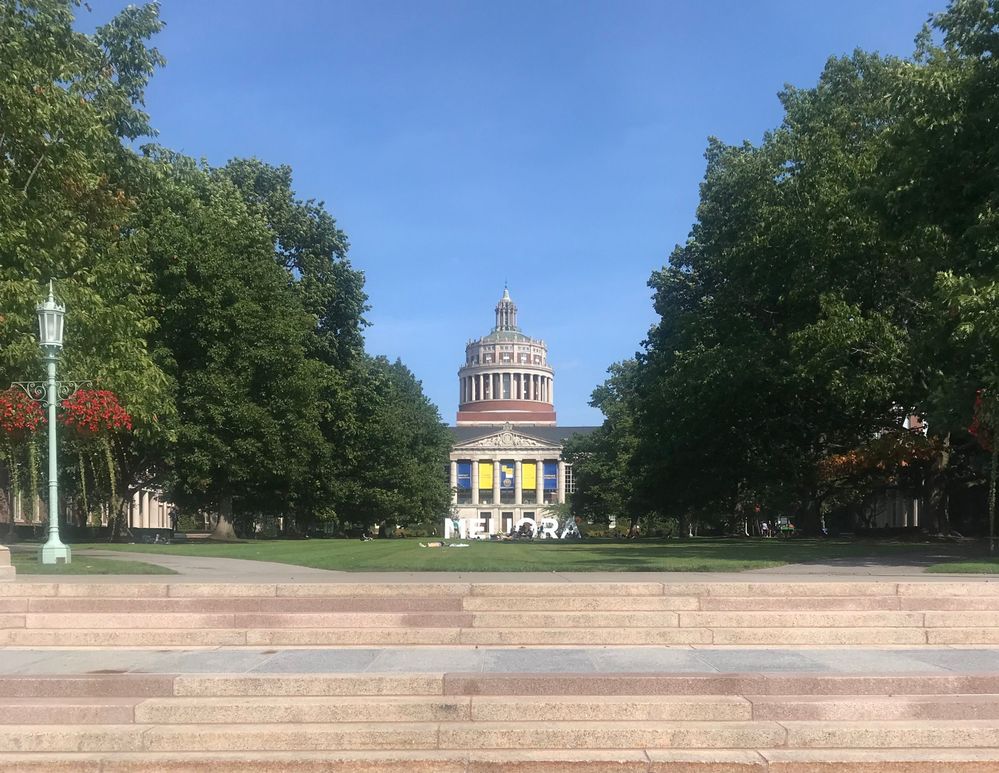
[565,464,575,495]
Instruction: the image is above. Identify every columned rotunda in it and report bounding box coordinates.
[456,287,556,426]
[447,288,595,538]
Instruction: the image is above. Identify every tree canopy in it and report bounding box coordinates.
[573,0,999,537]
[0,0,453,540]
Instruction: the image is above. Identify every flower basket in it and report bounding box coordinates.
[59,389,132,438]
[0,388,45,441]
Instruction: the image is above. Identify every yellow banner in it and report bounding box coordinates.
[522,461,537,490]
[478,461,493,490]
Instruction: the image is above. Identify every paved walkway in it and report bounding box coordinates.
[2,647,998,676]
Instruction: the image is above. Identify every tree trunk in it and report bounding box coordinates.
[108,492,133,543]
[211,495,238,541]
[797,496,822,535]
[989,446,997,555]
[678,512,690,539]
[925,433,952,536]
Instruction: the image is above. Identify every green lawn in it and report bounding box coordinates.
[926,560,999,574]
[11,552,176,575]
[71,537,975,573]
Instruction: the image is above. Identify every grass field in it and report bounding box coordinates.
[926,560,999,574]
[71,537,978,573]
[11,552,176,575]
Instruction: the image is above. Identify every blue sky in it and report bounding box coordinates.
[84,0,936,425]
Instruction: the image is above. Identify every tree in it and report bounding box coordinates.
[599,1,999,535]
[0,0,172,537]
[564,360,650,531]
[134,153,324,539]
[332,356,452,533]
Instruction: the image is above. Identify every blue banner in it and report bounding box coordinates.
[457,462,471,490]
[500,462,515,489]
[543,462,558,490]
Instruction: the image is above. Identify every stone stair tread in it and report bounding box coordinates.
[4,719,999,752]
[6,748,999,772]
[748,693,999,720]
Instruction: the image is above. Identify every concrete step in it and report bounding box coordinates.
[11,673,999,701]
[13,611,473,629]
[130,695,753,724]
[748,694,999,721]
[0,697,141,724]
[440,673,999,696]
[0,624,892,646]
[26,596,464,613]
[5,748,999,773]
[3,580,979,600]
[15,596,999,615]
[6,693,999,725]
[5,719,999,752]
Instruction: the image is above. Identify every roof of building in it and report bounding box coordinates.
[479,329,532,343]
[450,425,599,445]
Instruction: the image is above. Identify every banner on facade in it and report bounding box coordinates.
[478,460,493,490]
[543,461,558,490]
[456,462,471,490]
[522,461,537,490]
[500,462,514,489]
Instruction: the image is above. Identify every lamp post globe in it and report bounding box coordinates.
[37,282,70,565]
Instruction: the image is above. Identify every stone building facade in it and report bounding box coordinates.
[447,289,595,537]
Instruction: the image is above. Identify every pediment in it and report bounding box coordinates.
[454,429,554,451]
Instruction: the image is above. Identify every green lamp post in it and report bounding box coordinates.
[37,283,71,565]
[11,284,91,564]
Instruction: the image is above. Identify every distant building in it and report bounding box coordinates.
[446,288,596,537]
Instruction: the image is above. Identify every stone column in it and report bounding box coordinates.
[132,491,141,529]
[492,459,500,506]
[557,460,566,504]
[450,461,458,504]
[143,490,152,528]
[536,457,544,505]
[514,460,523,505]
[471,459,479,505]
[550,377,554,405]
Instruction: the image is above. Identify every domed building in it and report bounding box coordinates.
[446,288,595,538]
[455,286,556,426]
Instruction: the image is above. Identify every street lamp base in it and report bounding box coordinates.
[39,543,71,565]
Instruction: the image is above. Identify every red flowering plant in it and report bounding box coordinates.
[969,389,994,452]
[58,389,132,438]
[0,388,46,441]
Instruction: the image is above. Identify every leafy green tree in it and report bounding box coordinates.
[332,356,452,533]
[134,153,324,539]
[218,158,368,368]
[0,0,172,537]
[564,360,650,532]
[621,2,999,534]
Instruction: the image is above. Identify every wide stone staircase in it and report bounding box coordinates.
[2,579,999,770]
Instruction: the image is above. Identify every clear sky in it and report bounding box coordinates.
[82,0,937,425]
